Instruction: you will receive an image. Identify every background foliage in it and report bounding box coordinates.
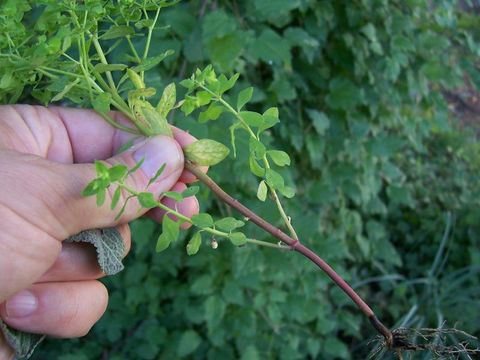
[1,0,480,359]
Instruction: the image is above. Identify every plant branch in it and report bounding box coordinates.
[91,34,117,91]
[196,82,299,240]
[186,161,393,345]
[142,6,161,82]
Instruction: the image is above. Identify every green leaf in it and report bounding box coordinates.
[177,330,202,357]
[131,87,159,102]
[128,157,145,174]
[279,185,295,198]
[92,92,111,114]
[156,216,180,252]
[0,73,13,89]
[229,232,247,246]
[265,168,284,190]
[0,320,45,360]
[101,25,135,40]
[284,27,319,63]
[186,232,202,256]
[323,337,349,358]
[248,29,291,65]
[179,79,194,89]
[138,192,158,208]
[267,150,290,166]
[156,233,171,252]
[95,161,109,177]
[110,187,122,210]
[163,191,184,202]
[236,87,253,111]
[240,111,264,127]
[258,107,280,134]
[249,155,265,177]
[67,228,125,275]
[257,180,268,201]
[206,33,245,72]
[108,165,128,182]
[325,78,363,110]
[204,296,226,330]
[215,217,245,232]
[184,139,230,166]
[196,90,213,106]
[218,73,239,94]
[241,345,260,360]
[82,179,100,197]
[191,213,214,228]
[96,188,106,206]
[132,50,175,72]
[135,19,154,29]
[181,186,200,198]
[202,10,237,42]
[249,137,266,159]
[157,83,176,117]
[199,103,223,123]
[51,79,80,102]
[94,63,128,73]
[147,164,167,186]
[306,109,330,135]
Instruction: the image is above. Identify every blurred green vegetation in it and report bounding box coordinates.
[1,0,480,359]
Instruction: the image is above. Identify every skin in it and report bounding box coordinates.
[0,105,202,359]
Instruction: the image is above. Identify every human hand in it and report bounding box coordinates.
[0,105,200,359]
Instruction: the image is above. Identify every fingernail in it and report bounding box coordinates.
[133,135,182,179]
[5,290,38,318]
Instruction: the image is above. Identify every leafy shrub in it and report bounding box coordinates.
[1,0,479,358]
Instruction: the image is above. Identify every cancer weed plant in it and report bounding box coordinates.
[1,0,480,359]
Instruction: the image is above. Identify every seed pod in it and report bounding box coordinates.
[131,100,172,137]
[211,238,218,249]
[127,68,145,89]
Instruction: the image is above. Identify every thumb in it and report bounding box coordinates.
[53,135,184,236]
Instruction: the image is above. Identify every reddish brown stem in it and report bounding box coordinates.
[186,162,393,344]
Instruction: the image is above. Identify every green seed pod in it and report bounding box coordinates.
[184,139,230,166]
[127,68,145,90]
[131,100,172,137]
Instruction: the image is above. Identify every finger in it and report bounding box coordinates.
[39,224,131,282]
[171,127,208,183]
[2,134,185,238]
[0,105,135,163]
[148,182,199,229]
[0,281,108,338]
[0,106,204,168]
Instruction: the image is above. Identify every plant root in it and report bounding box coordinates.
[369,325,480,359]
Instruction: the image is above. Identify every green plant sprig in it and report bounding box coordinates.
[194,80,299,241]
[180,66,299,240]
[83,159,284,256]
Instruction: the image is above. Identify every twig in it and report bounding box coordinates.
[185,162,393,345]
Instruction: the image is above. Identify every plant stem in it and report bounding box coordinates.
[186,161,393,346]
[117,183,236,242]
[246,238,287,249]
[126,36,141,63]
[143,7,161,61]
[91,35,117,91]
[196,82,299,240]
